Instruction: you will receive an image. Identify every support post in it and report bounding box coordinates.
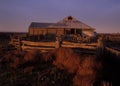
[97,37,104,57]
[56,36,60,48]
[55,36,62,48]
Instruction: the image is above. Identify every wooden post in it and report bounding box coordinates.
[55,36,62,48]
[21,42,23,50]
[17,36,21,50]
[10,35,13,44]
[97,37,104,57]
[75,29,76,34]
[102,81,112,86]
[56,36,60,48]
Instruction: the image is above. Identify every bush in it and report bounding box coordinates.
[24,50,40,62]
[73,56,102,86]
[53,48,80,73]
[44,48,102,86]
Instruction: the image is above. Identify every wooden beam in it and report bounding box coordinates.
[22,41,56,47]
[106,47,120,56]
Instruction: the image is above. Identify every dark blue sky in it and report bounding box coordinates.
[0,0,120,33]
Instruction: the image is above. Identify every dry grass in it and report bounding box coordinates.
[24,50,40,62]
[53,48,80,73]
[43,48,102,86]
[0,48,102,86]
[73,56,102,86]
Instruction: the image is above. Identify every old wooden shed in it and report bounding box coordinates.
[28,16,96,41]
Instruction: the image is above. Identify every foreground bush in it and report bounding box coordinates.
[44,48,102,86]
[0,48,102,86]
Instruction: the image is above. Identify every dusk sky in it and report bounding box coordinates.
[0,0,120,33]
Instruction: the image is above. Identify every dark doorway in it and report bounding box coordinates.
[70,29,75,34]
[76,29,82,34]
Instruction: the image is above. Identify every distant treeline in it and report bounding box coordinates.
[0,32,27,39]
[98,33,120,42]
[0,32,27,45]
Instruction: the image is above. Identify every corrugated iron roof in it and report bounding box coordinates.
[29,22,55,28]
[55,16,93,29]
[29,16,94,29]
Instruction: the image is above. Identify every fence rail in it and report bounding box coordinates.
[105,47,120,56]
[21,46,55,51]
[21,41,57,51]
[10,37,102,52]
[10,38,21,49]
[22,41,57,47]
[62,41,97,50]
